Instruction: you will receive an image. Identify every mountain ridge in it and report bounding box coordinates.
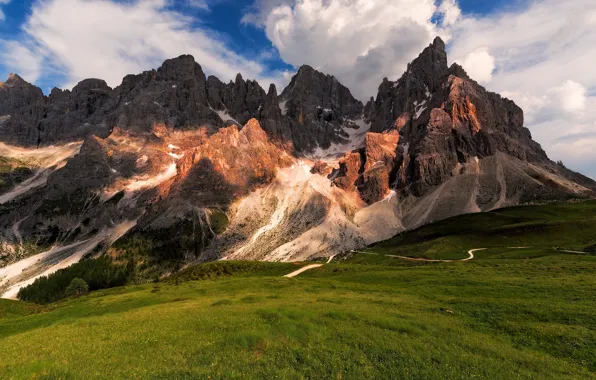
[0,36,594,298]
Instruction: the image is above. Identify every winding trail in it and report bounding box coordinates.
[284,264,324,278]
[556,249,589,254]
[283,255,336,278]
[351,248,485,262]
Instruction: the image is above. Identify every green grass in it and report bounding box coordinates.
[368,200,596,260]
[1,251,595,379]
[1,202,596,379]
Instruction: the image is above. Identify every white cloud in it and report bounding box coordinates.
[249,0,458,99]
[4,0,286,90]
[458,47,494,83]
[550,80,586,113]
[0,41,43,82]
[187,0,210,10]
[0,0,10,21]
[438,0,461,26]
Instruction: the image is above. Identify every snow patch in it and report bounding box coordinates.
[279,100,288,116]
[125,163,177,192]
[402,143,410,157]
[415,104,427,119]
[214,109,239,124]
[307,118,371,161]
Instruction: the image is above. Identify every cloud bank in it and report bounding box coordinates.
[246,0,458,99]
[1,0,288,90]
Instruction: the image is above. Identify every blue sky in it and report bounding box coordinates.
[0,0,595,179]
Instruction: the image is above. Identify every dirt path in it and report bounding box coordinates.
[283,254,337,278]
[556,249,589,254]
[284,264,324,278]
[351,248,485,262]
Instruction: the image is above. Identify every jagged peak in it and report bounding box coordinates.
[73,78,112,92]
[207,75,224,84]
[3,73,29,87]
[432,36,446,52]
[267,83,278,97]
[159,54,197,70]
[449,63,470,80]
[406,36,449,79]
[296,64,316,74]
[293,64,338,83]
[157,54,205,80]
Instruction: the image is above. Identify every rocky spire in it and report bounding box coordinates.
[278,64,363,152]
[262,84,280,117]
[407,36,449,92]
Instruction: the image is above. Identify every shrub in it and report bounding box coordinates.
[64,278,89,298]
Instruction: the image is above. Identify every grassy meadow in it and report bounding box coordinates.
[1,201,595,379]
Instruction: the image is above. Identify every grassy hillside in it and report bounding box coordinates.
[1,202,596,379]
[368,200,596,260]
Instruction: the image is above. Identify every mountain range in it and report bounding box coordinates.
[0,37,594,297]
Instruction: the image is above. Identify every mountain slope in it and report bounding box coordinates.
[0,37,594,297]
[1,233,595,378]
[336,37,595,228]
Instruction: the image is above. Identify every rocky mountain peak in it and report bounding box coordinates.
[448,62,470,80]
[5,73,28,86]
[432,36,446,51]
[277,64,364,152]
[73,78,111,91]
[157,54,205,81]
[0,37,595,277]
[266,83,278,98]
[407,36,449,87]
[0,74,40,95]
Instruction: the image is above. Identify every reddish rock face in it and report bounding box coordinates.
[310,161,332,176]
[170,118,293,205]
[364,131,399,171]
[360,131,400,203]
[333,151,363,194]
[363,37,596,199]
[332,130,400,204]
